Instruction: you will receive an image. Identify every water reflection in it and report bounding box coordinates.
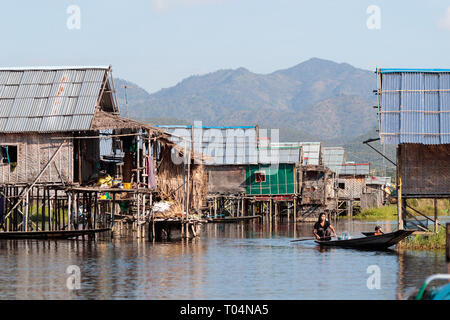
[0,220,448,300]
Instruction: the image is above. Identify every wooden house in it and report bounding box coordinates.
[0,66,206,238]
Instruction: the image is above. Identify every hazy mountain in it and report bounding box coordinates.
[114,58,390,173]
[115,58,377,141]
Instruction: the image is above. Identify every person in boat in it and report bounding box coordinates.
[374,226,384,235]
[313,212,337,240]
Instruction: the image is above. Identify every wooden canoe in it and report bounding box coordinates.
[315,230,414,249]
[0,228,111,240]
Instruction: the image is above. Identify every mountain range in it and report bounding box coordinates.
[114,58,394,175]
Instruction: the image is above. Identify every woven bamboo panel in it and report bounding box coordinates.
[207,166,245,194]
[401,144,450,196]
[0,133,73,184]
[361,190,383,209]
[343,177,365,199]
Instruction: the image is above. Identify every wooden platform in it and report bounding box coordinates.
[0,228,111,240]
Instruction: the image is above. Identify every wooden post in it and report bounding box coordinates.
[112,192,116,231]
[293,197,297,222]
[434,198,438,232]
[269,198,273,224]
[275,201,278,221]
[68,192,72,231]
[397,146,404,230]
[74,192,79,230]
[446,223,449,261]
[78,139,82,184]
[137,192,140,239]
[23,197,27,231]
[347,200,353,217]
[47,187,51,231]
[94,192,98,230]
[241,197,245,217]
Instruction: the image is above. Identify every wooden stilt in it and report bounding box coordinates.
[434,198,438,232]
[294,197,297,222]
[397,146,404,230]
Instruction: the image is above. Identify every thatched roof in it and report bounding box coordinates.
[90,109,164,133]
[91,110,210,163]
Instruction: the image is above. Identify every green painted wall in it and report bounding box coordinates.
[245,164,297,195]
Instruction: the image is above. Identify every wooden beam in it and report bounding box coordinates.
[434,198,438,232]
[446,223,449,261]
[3,141,65,221]
[397,145,404,230]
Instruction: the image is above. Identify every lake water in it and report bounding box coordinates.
[0,219,448,300]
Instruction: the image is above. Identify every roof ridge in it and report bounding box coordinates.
[0,66,110,71]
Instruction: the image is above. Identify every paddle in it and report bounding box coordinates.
[290,237,315,242]
[290,236,332,242]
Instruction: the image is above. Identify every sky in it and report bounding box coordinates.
[1,1,450,93]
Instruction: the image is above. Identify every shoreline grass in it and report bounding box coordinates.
[348,199,450,221]
[397,226,447,250]
[352,205,398,220]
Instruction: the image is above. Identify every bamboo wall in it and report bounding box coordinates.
[301,166,334,205]
[401,144,450,197]
[0,133,73,184]
[338,176,366,199]
[206,166,246,195]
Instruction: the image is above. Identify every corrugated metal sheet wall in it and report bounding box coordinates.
[380,70,450,144]
[245,164,296,195]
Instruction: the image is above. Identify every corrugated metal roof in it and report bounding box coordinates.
[299,142,321,165]
[0,66,113,133]
[379,69,450,144]
[322,147,345,174]
[339,163,370,176]
[159,126,259,165]
[380,68,450,73]
[158,126,304,165]
[259,142,302,164]
[366,176,392,185]
[0,65,110,71]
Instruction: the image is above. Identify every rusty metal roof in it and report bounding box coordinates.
[0,66,117,133]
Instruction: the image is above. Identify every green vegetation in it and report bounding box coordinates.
[6,205,68,223]
[398,226,447,250]
[354,205,398,220]
[353,199,450,221]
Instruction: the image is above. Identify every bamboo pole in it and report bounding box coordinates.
[397,146,404,230]
[269,198,273,224]
[446,223,449,261]
[68,192,72,231]
[294,197,297,222]
[434,198,438,232]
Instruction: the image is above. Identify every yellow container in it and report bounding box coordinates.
[123,183,131,189]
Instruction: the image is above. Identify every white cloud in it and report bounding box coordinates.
[437,7,450,30]
[152,0,227,12]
